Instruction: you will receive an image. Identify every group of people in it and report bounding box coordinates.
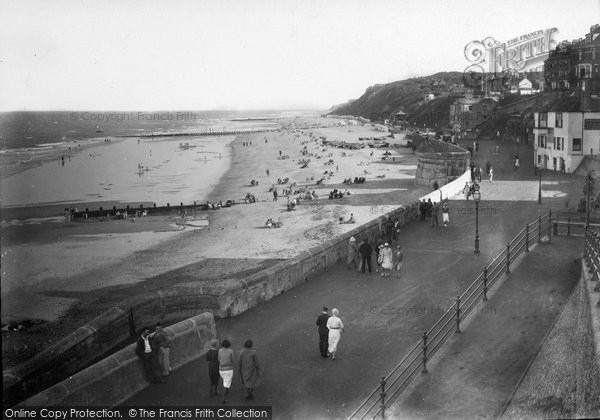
[346,237,404,277]
[316,307,344,360]
[329,188,350,199]
[205,339,261,403]
[136,323,172,384]
[419,199,450,227]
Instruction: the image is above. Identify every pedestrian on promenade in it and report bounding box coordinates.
[463,182,471,200]
[316,306,330,358]
[238,340,262,401]
[136,327,165,384]
[327,308,344,360]
[514,156,519,169]
[347,237,359,269]
[442,201,450,227]
[358,238,373,273]
[380,243,393,277]
[374,239,383,272]
[489,167,494,182]
[426,199,433,220]
[431,202,439,227]
[206,339,220,396]
[393,245,404,278]
[419,200,427,221]
[218,339,235,403]
[154,323,172,377]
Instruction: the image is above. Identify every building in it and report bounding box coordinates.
[449,96,498,134]
[532,92,600,173]
[544,24,600,94]
[373,123,389,132]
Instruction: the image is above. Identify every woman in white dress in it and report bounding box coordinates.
[327,308,344,360]
[380,243,393,277]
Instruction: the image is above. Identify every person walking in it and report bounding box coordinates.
[426,199,433,221]
[316,307,330,358]
[326,308,344,360]
[153,323,172,378]
[206,339,220,395]
[442,201,450,227]
[358,238,373,273]
[346,237,359,269]
[380,243,393,277]
[393,245,404,278]
[419,200,427,221]
[136,327,165,384]
[431,201,439,227]
[218,339,235,403]
[238,340,262,401]
[489,167,494,182]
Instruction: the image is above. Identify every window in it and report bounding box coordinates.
[573,138,582,152]
[555,112,563,128]
[538,113,547,128]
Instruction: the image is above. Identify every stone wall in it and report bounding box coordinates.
[19,313,216,407]
[4,172,470,407]
[414,140,470,188]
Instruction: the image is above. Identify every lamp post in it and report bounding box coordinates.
[538,162,542,204]
[473,188,481,254]
[586,171,592,229]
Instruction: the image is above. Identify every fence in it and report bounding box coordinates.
[552,211,600,236]
[348,210,555,420]
[583,228,600,307]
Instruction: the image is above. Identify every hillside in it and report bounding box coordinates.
[329,72,465,120]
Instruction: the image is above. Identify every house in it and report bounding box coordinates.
[449,96,498,133]
[532,91,600,173]
[373,124,389,132]
[544,24,600,94]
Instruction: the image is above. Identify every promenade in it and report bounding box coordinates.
[123,138,589,419]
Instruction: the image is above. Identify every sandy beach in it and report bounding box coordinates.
[1,116,427,367]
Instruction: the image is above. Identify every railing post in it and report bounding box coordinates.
[548,210,552,242]
[538,216,542,243]
[421,332,428,374]
[525,223,530,252]
[567,215,571,236]
[455,296,461,334]
[483,266,488,301]
[506,242,511,274]
[379,376,387,419]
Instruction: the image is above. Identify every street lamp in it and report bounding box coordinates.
[538,162,542,204]
[473,187,481,254]
[586,171,592,229]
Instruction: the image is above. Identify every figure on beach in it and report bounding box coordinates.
[238,340,262,401]
[218,339,235,403]
[316,306,330,358]
[206,339,220,395]
[326,308,344,360]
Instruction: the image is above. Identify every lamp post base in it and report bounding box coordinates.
[474,237,480,254]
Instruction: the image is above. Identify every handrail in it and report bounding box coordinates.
[347,211,554,420]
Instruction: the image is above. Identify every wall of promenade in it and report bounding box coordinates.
[18,313,216,407]
[3,171,470,407]
[414,140,471,188]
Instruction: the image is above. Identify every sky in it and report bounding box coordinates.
[0,0,598,112]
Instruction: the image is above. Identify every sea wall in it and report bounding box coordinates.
[3,171,469,407]
[18,313,216,407]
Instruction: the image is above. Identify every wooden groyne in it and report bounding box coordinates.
[116,127,278,138]
[69,200,242,221]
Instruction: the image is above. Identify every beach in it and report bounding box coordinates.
[0,116,427,367]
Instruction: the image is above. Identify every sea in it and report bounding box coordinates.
[0,110,321,210]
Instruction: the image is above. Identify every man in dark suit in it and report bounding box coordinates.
[358,238,373,273]
[316,307,330,358]
[136,326,165,383]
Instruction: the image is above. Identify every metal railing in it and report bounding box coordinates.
[583,229,600,306]
[552,211,600,236]
[348,211,554,420]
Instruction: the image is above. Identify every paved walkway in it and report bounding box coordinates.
[123,140,588,419]
[390,236,582,419]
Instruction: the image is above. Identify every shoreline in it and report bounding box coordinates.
[1,116,428,368]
